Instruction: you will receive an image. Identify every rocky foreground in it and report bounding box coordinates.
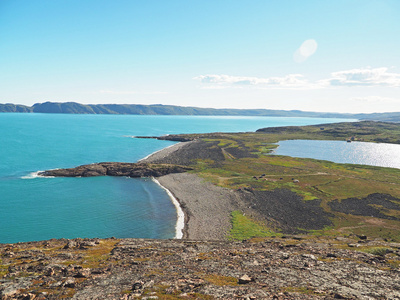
[1,236,400,299]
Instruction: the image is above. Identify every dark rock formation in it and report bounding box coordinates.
[136,135,196,142]
[38,162,192,178]
[239,189,333,233]
[329,193,400,220]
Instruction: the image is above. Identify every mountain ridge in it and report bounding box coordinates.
[1,101,400,122]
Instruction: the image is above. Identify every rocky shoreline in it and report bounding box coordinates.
[38,162,192,178]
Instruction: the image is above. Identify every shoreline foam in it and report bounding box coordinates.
[152,177,184,239]
[21,171,55,179]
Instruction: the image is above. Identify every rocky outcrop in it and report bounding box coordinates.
[136,135,196,142]
[1,236,400,299]
[38,162,192,178]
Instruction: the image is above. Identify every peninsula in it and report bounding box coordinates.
[3,120,400,299]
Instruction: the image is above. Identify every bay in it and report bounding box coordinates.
[0,113,354,243]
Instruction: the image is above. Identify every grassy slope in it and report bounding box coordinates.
[183,121,400,241]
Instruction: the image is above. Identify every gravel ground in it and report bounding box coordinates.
[142,140,242,240]
[138,141,191,163]
[157,173,242,240]
[141,139,225,165]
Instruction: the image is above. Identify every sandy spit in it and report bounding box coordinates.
[157,173,241,240]
[141,140,242,240]
[138,141,191,163]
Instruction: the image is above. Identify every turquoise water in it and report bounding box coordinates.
[0,113,354,243]
[274,140,400,169]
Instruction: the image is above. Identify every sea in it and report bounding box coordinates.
[0,113,354,243]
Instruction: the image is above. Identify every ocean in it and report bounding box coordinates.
[0,113,354,243]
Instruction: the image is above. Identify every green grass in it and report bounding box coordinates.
[363,247,391,256]
[184,122,400,240]
[227,211,280,240]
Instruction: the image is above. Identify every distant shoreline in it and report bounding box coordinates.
[2,101,400,122]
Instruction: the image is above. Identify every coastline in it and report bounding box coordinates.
[139,141,191,239]
[138,141,190,163]
[140,140,241,240]
[151,177,184,239]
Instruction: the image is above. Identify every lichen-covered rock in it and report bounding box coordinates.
[1,237,400,299]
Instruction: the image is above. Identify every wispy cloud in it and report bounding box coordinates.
[194,74,313,89]
[293,39,318,63]
[351,96,400,104]
[323,67,400,87]
[195,67,400,90]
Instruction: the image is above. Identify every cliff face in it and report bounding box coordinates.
[1,236,400,299]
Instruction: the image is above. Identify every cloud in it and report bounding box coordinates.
[194,74,313,89]
[324,67,400,87]
[351,96,400,104]
[194,67,400,91]
[293,39,318,63]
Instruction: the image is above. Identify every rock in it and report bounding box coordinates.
[132,281,144,291]
[238,274,252,284]
[39,162,192,178]
[302,254,317,260]
[74,268,91,278]
[2,237,400,299]
[63,240,77,249]
[63,278,75,288]
[45,267,55,276]
[21,293,36,300]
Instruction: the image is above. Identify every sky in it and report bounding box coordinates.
[0,0,399,113]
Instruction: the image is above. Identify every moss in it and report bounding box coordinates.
[203,274,238,286]
[227,211,281,240]
[363,247,392,256]
[282,286,324,295]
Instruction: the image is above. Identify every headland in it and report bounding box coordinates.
[3,120,400,299]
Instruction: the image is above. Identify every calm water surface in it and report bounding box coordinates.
[0,113,354,243]
[274,140,400,169]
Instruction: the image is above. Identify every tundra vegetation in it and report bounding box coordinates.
[175,121,400,242]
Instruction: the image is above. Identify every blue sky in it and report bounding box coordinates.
[0,0,399,113]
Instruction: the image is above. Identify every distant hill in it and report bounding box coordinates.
[0,103,32,112]
[1,101,400,122]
